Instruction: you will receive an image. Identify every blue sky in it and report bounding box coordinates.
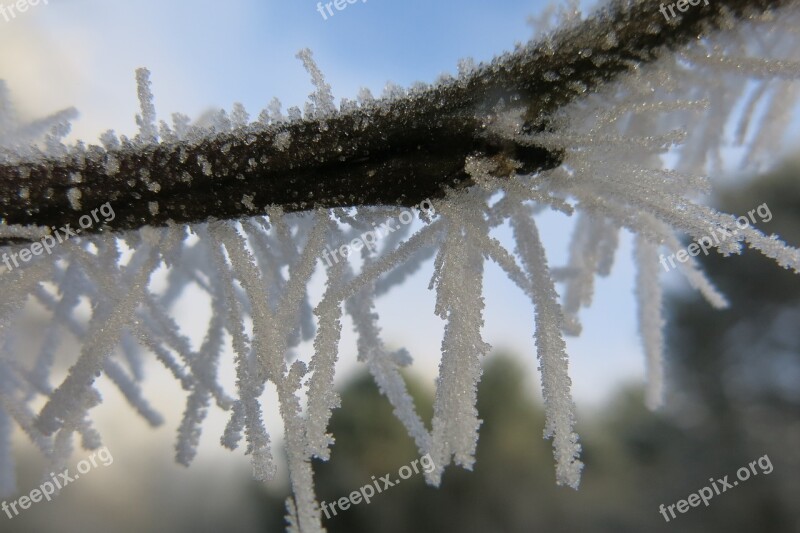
[0,0,652,417]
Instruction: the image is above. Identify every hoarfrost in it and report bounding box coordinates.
[0,2,799,532]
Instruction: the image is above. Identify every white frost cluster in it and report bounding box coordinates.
[1,1,800,531]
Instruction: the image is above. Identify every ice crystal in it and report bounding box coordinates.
[1,1,800,531]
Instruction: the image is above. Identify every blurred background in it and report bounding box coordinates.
[1,1,800,532]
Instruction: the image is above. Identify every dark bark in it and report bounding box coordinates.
[0,0,789,244]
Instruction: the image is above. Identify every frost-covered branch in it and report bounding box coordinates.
[0,0,789,243]
[2,2,800,531]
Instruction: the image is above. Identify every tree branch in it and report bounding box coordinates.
[0,0,789,243]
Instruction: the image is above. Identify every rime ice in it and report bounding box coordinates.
[0,3,800,533]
